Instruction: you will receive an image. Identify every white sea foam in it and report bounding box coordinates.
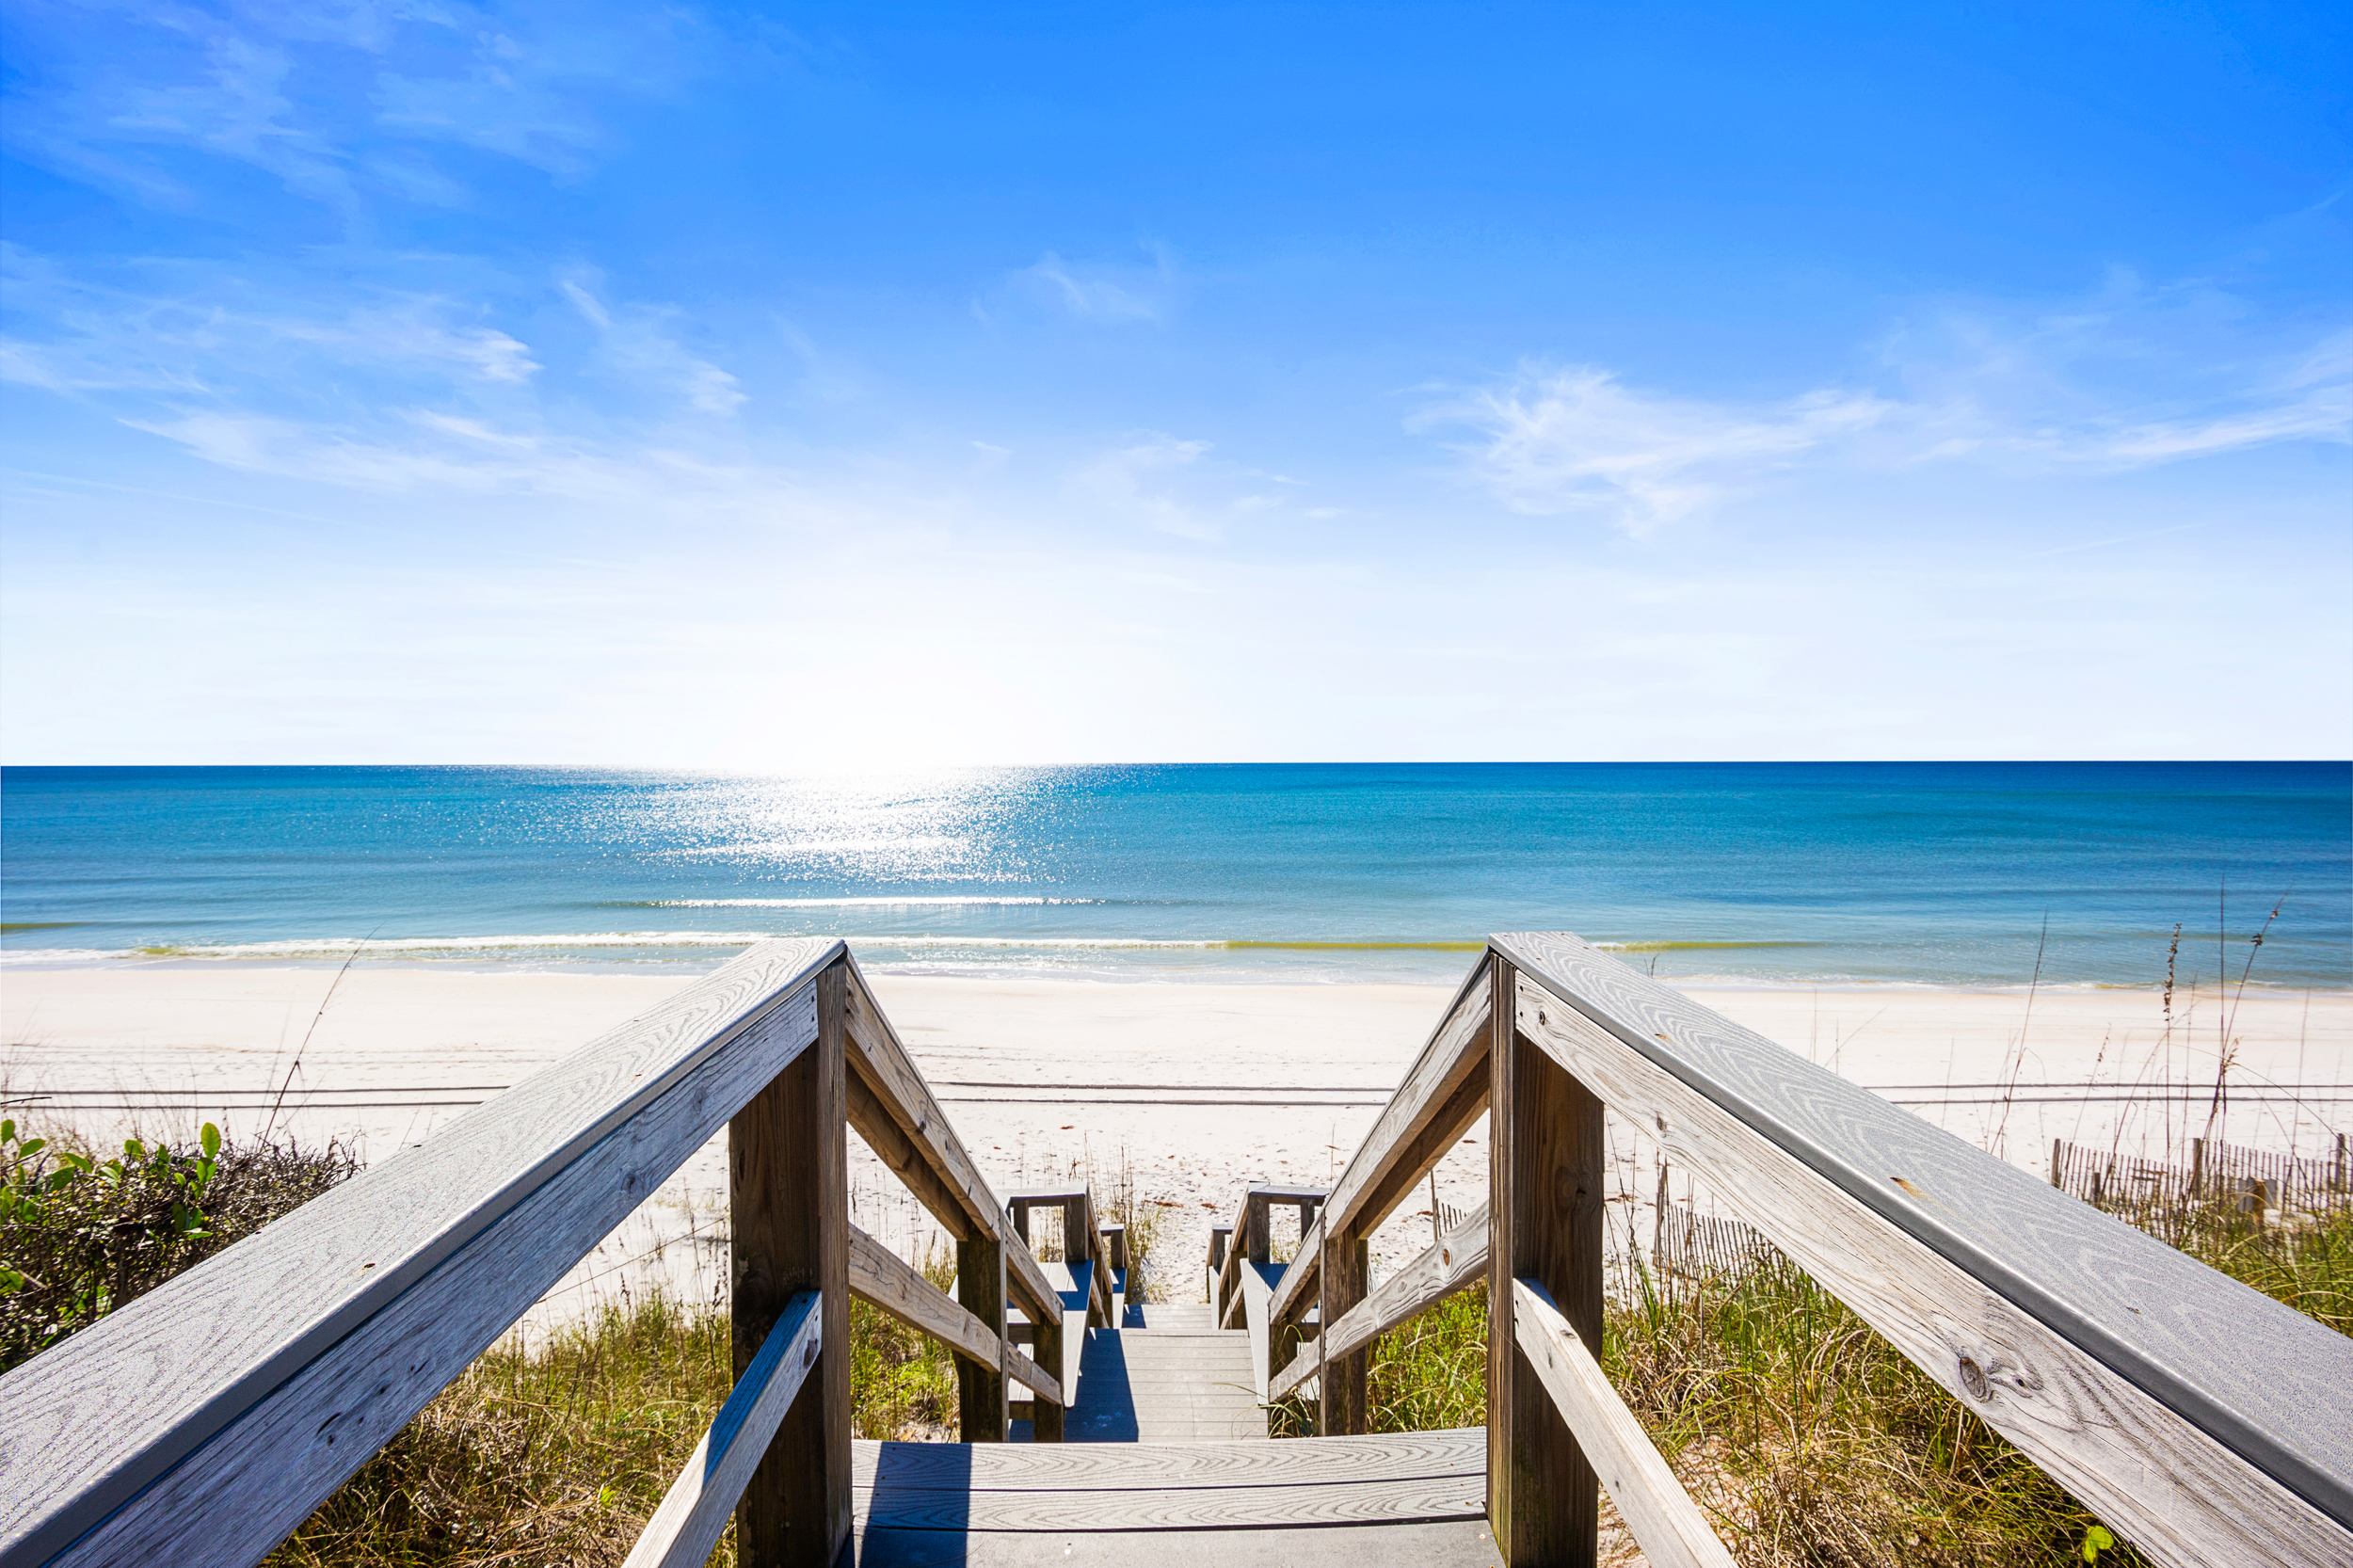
[100,932,781,957]
[51,931,1230,960]
[650,897,1098,907]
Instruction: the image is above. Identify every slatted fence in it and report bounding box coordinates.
[2053,1132,2353,1240]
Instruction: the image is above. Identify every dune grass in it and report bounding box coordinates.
[1284,1199,2352,1567]
[263,1263,963,1568]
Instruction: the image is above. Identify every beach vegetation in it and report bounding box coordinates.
[1267,1148,2351,1566]
[0,1118,353,1373]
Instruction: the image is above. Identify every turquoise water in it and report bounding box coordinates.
[0,762,2345,988]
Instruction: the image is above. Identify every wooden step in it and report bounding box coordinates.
[852,1431,1499,1566]
[1064,1323,1265,1442]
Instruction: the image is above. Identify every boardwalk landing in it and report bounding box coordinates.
[869,1292,1501,1565]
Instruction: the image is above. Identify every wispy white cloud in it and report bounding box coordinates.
[1423,280,2351,534]
[1014,244,1179,323]
[1415,366,1888,534]
[2,249,754,496]
[561,277,744,415]
[1063,432,1324,540]
[0,248,538,394]
[0,0,715,215]
[118,403,775,503]
[1871,277,2352,467]
[1070,432,1214,536]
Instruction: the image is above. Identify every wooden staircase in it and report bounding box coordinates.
[949,1300,1498,1563]
[1064,1300,1262,1442]
[14,936,2347,1568]
[851,1429,1499,1565]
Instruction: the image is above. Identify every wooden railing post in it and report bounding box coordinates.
[1031,1306,1065,1441]
[1488,955,1605,1566]
[957,1229,1009,1441]
[1319,1228,1370,1433]
[731,962,851,1568]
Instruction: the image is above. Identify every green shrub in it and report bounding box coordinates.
[0,1118,353,1372]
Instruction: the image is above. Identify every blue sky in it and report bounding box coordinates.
[2,1,2346,766]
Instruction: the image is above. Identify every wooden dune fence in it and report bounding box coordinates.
[1653,1203,1780,1286]
[2052,1132,2352,1238]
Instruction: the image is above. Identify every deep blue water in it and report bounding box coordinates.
[0,762,2345,987]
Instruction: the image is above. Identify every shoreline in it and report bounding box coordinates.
[4,947,2344,995]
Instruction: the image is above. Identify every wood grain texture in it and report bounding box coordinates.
[1319,1233,1370,1433]
[734,963,851,1568]
[851,1428,1486,1491]
[856,1476,1487,1532]
[852,1518,1507,1567]
[839,956,1061,1329]
[624,1290,823,1568]
[1084,1205,1116,1330]
[1494,930,2353,1530]
[849,1227,1060,1407]
[957,1233,1010,1444]
[1489,968,1602,1568]
[1503,940,2353,1568]
[21,954,828,1568]
[1272,1204,1489,1404]
[1270,966,1492,1332]
[1031,1305,1066,1442]
[1513,1281,1735,1568]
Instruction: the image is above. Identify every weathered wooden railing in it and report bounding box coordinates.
[1002,1182,1126,1430]
[1252,932,2353,1568]
[0,937,1080,1568]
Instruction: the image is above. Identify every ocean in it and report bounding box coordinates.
[0,762,2345,989]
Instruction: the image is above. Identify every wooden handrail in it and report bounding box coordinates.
[1492,930,2353,1567]
[1268,962,1492,1333]
[623,1289,824,1568]
[14,927,2342,1568]
[1214,1200,1249,1327]
[1005,1185,1118,1330]
[1512,1279,1733,1568]
[0,936,842,1568]
[0,936,1097,1567]
[1250,933,2352,1567]
[1270,1202,1487,1404]
[848,1227,1061,1407]
[1238,1258,1274,1399]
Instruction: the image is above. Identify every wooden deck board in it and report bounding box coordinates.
[852,1432,1498,1565]
[1061,1320,1265,1443]
[854,1518,1504,1566]
[855,1430,1485,1491]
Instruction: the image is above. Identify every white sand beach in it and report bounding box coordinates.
[5,962,2345,1324]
